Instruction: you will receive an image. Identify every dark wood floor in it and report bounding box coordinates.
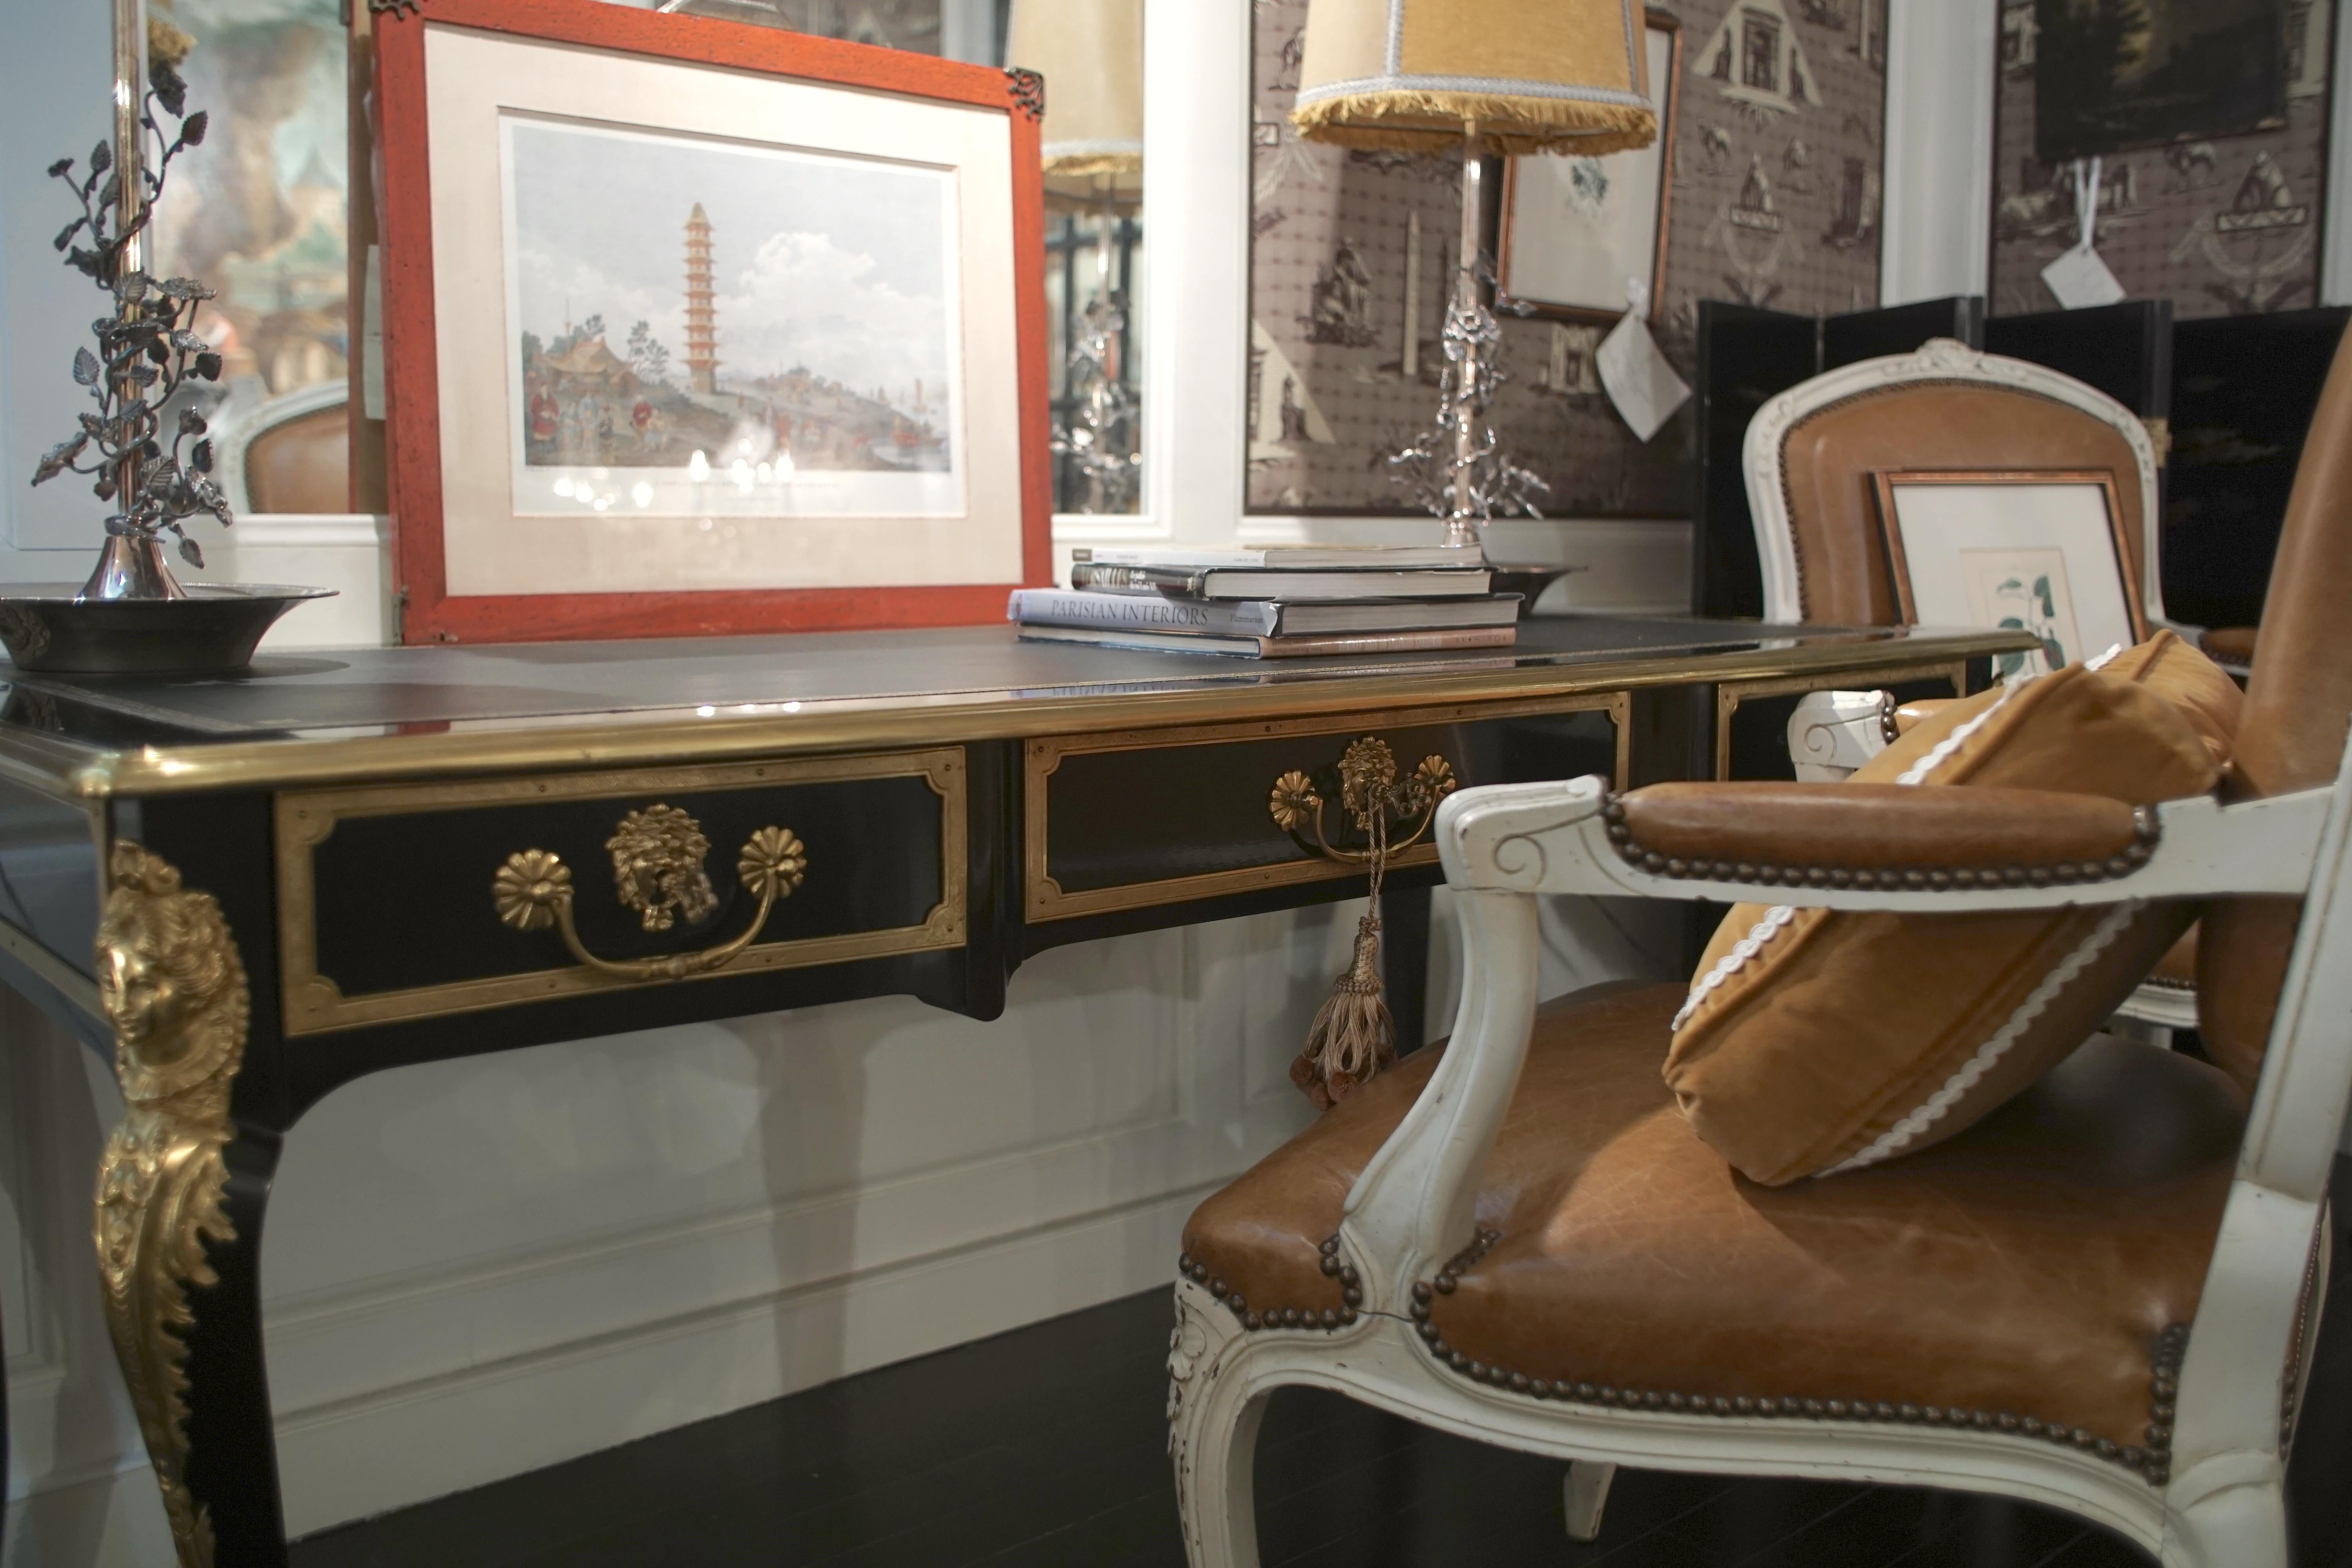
[296,1183,2352,1568]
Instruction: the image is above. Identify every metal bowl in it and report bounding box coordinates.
[0,583,338,676]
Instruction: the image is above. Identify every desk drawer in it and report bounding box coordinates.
[1025,696,1625,921]
[276,750,964,1034]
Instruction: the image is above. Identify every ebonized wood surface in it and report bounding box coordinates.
[0,619,2004,742]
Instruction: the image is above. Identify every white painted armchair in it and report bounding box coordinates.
[1167,340,2352,1568]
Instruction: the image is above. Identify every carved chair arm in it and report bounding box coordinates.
[1616,782,2154,887]
[1893,696,1963,735]
[1333,774,2332,1304]
[1440,776,2326,908]
[1785,690,1960,783]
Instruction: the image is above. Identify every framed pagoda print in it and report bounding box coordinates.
[373,0,1051,643]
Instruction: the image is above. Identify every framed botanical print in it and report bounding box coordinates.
[1496,10,1680,323]
[1872,469,2148,682]
[374,0,1051,644]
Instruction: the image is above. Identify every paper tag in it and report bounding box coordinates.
[1597,281,1691,442]
[2040,157,2126,310]
[2041,243,2125,309]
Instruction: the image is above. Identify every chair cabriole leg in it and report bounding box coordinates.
[2161,1470,2286,1568]
[1169,1277,1267,1568]
[1563,1459,1615,1542]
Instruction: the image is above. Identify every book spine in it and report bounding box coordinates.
[1067,563,1208,596]
[1008,589,1273,636]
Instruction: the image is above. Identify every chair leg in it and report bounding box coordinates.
[1169,1281,1269,1568]
[2163,1476,2287,1568]
[1563,1460,1616,1543]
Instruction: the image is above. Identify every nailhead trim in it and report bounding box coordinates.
[1176,1243,1360,1335]
[1410,1301,2190,1488]
[1599,795,2159,890]
[1429,1226,1502,1297]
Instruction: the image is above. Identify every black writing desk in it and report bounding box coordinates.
[0,616,2022,1565]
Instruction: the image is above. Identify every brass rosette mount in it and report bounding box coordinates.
[1269,736,1458,864]
[493,808,807,983]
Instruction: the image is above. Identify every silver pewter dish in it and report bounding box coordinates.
[0,584,336,675]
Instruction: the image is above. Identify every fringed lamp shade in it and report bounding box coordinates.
[1291,0,1656,156]
[1005,0,1143,176]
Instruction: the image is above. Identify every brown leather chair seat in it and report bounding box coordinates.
[1183,981,2245,1456]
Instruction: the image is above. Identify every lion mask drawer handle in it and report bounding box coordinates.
[491,804,807,982]
[1268,737,1457,864]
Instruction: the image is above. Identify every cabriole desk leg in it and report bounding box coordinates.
[92,840,289,1567]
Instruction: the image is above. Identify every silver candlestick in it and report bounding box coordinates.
[1390,127,1548,554]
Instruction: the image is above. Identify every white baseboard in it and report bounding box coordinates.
[2,1181,1218,1551]
[272,1181,1213,1536]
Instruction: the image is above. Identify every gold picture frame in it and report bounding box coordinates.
[1871,468,2147,681]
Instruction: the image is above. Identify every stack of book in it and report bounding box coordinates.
[1010,544,1518,658]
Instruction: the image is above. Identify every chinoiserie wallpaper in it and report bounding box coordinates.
[1989,2,2334,318]
[1247,0,1890,516]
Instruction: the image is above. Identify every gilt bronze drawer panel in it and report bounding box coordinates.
[276,750,965,1034]
[1025,696,1626,921]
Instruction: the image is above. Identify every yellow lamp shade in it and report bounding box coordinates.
[1005,0,1143,176]
[1292,0,1655,156]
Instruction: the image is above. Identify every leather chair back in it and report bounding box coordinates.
[2199,327,2352,1086]
[1775,378,2149,625]
[245,403,350,515]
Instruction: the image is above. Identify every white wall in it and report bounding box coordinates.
[1880,0,1997,307]
[0,3,1687,1555]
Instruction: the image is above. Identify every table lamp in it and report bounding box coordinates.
[1007,0,1144,512]
[1292,0,1656,551]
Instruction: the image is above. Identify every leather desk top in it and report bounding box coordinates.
[0,617,2029,799]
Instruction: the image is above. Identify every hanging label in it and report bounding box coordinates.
[2041,157,2126,310]
[1597,281,1691,442]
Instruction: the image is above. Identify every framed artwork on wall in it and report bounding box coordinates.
[1495,10,1680,323]
[373,0,1051,644]
[2031,0,2286,163]
[1872,469,2147,682]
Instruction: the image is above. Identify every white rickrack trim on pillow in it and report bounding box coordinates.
[1813,899,2145,1178]
[2085,642,2125,671]
[1894,673,2036,787]
[1671,905,1797,1034]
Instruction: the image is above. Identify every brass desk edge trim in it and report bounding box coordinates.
[7,633,2034,800]
[276,749,966,1036]
[1024,691,1631,922]
[1712,662,1969,780]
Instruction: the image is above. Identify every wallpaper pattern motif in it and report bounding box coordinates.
[1247,0,1889,516]
[1989,2,2334,318]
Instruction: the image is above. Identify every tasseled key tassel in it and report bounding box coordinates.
[1291,804,1397,1109]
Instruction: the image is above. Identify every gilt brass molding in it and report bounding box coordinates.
[1713,662,1967,780]
[275,749,964,1034]
[1025,693,1629,923]
[0,632,2039,802]
[92,840,248,1568]
[1269,739,1458,864]
[493,817,809,982]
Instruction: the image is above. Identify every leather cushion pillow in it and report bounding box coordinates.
[1664,659,2220,1186]
[2091,628,2244,773]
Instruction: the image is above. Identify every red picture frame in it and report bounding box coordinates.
[372,0,1051,645]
